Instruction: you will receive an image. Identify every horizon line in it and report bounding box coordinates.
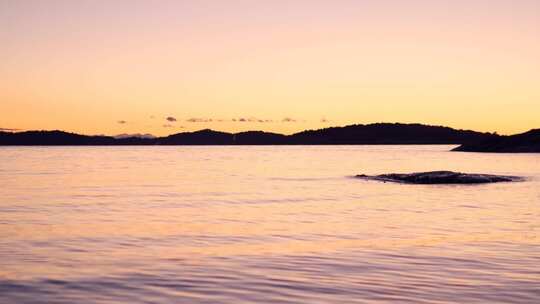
[1,121,517,138]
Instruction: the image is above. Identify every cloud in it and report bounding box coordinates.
[282,117,297,123]
[321,118,330,123]
[166,116,177,122]
[0,127,20,132]
[117,120,127,124]
[235,117,273,123]
[186,118,212,123]
[163,124,184,128]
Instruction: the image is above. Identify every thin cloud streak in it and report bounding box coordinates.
[163,124,184,128]
[187,118,213,123]
[282,117,297,123]
[231,117,274,123]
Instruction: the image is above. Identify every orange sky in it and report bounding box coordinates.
[1,0,539,135]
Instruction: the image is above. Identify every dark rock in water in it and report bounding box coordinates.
[355,171,521,184]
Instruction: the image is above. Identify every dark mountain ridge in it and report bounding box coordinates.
[453,129,540,152]
[290,123,492,144]
[0,123,501,147]
[159,129,233,145]
[0,130,116,145]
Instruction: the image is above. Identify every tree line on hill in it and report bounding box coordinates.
[1,123,538,152]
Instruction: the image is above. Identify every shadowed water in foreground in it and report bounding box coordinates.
[2,246,539,304]
[1,146,539,303]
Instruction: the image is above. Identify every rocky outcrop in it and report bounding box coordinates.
[356,171,521,184]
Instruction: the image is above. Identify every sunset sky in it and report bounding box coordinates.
[1,0,539,136]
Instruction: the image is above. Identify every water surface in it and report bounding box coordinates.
[1,146,539,303]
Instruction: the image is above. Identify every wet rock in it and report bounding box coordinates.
[355,171,521,184]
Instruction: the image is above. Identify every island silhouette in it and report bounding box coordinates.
[453,129,540,152]
[1,123,538,152]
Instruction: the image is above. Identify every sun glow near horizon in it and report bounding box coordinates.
[1,0,539,136]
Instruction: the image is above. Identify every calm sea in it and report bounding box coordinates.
[1,146,539,303]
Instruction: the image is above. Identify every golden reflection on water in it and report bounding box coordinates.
[0,146,539,303]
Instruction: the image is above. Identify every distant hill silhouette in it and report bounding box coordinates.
[0,123,498,146]
[234,131,287,145]
[159,129,233,145]
[453,129,540,152]
[0,130,116,145]
[289,123,493,144]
